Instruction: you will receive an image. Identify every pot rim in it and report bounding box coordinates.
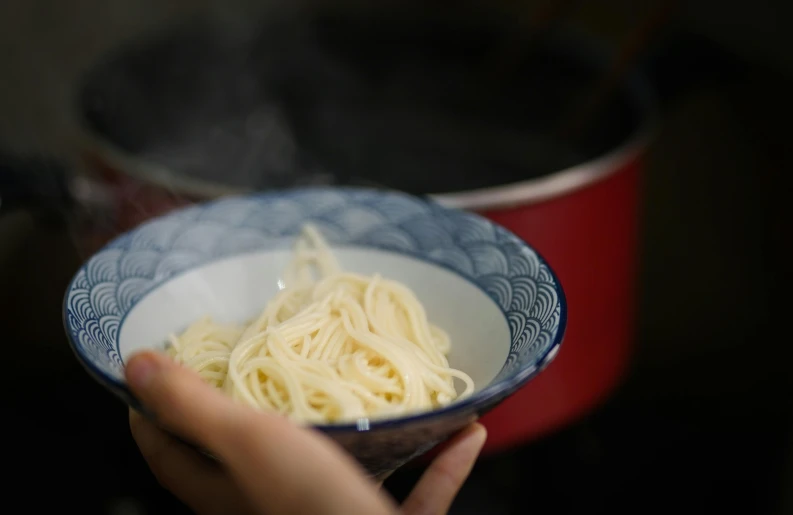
[78,110,654,211]
[432,122,653,210]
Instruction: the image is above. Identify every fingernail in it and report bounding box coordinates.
[473,425,487,447]
[126,353,158,390]
[460,424,487,452]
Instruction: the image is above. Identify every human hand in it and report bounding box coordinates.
[126,351,487,515]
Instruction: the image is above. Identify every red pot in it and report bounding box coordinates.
[439,134,648,453]
[74,16,655,455]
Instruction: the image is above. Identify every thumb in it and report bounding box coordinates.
[125,350,259,454]
[124,351,396,515]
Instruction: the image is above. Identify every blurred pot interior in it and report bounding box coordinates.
[75,4,653,200]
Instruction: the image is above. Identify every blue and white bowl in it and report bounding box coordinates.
[63,187,567,477]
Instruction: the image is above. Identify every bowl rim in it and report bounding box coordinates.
[62,186,568,432]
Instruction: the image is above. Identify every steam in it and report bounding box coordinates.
[79,8,386,196]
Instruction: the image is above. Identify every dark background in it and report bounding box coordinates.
[1,1,790,513]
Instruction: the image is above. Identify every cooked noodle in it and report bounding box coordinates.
[166,224,474,424]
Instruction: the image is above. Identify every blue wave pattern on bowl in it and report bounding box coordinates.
[64,188,565,476]
[66,188,561,382]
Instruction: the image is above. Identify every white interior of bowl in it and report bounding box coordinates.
[119,247,511,391]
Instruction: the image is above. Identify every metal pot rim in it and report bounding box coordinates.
[79,110,654,211]
[432,122,654,210]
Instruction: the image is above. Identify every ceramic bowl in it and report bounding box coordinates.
[63,187,566,477]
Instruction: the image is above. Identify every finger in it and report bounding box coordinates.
[401,423,487,515]
[126,351,255,453]
[129,410,248,515]
[126,351,396,515]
